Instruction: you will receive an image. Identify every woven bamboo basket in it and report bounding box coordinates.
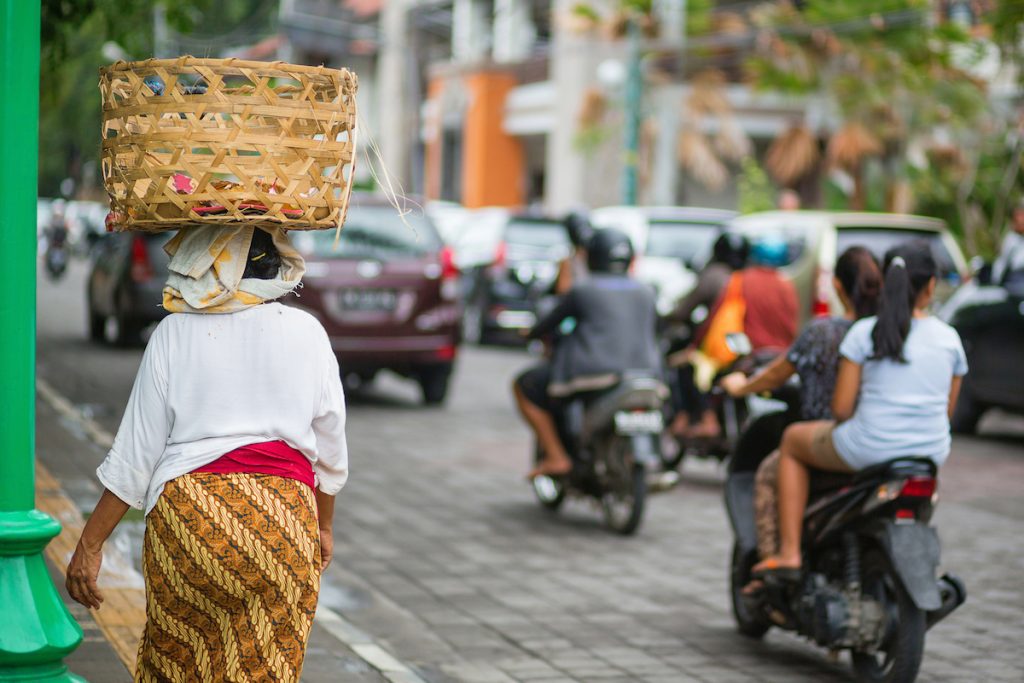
[100,57,358,232]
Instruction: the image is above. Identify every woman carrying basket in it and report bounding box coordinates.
[66,225,348,681]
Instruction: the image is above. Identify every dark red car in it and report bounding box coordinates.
[289,198,461,404]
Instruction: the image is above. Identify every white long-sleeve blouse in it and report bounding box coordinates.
[97,302,349,514]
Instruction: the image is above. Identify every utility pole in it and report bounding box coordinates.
[0,1,85,680]
[621,16,642,206]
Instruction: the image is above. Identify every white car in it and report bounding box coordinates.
[728,211,969,322]
[590,206,737,316]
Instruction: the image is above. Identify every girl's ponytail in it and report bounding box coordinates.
[870,242,937,362]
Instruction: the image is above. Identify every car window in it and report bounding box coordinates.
[294,207,440,260]
[836,228,959,278]
[505,220,568,249]
[729,222,811,268]
[645,221,720,263]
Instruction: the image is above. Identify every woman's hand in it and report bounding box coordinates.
[720,371,749,397]
[66,488,130,609]
[318,528,334,571]
[67,540,105,609]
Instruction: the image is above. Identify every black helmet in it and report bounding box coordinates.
[563,211,594,249]
[711,232,750,270]
[587,228,634,274]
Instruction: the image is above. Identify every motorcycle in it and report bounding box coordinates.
[725,413,966,683]
[531,371,669,535]
[660,328,790,472]
[44,239,69,280]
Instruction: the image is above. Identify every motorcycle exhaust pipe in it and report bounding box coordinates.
[926,573,966,629]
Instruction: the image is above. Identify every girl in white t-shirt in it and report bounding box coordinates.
[754,241,967,578]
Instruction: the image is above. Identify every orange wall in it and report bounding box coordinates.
[423,77,445,202]
[461,72,524,208]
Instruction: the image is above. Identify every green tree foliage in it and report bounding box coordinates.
[737,156,775,214]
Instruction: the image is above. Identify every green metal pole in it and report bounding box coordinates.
[621,15,642,206]
[0,1,86,680]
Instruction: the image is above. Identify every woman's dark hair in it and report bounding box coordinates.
[870,241,936,362]
[834,246,881,319]
[711,232,750,270]
[242,229,282,280]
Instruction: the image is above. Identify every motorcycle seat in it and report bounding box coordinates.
[580,372,668,441]
[809,457,937,496]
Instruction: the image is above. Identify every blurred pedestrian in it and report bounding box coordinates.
[777,189,801,211]
[992,199,1024,287]
[66,226,348,681]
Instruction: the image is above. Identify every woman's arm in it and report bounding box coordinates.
[315,489,336,570]
[947,375,963,420]
[831,358,862,423]
[720,355,796,397]
[66,489,130,609]
[553,257,573,295]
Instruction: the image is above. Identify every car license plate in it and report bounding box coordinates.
[614,410,664,434]
[339,288,397,311]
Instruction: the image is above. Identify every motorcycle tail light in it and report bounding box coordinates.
[812,266,832,317]
[899,476,937,499]
[895,509,915,521]
[130,235,154,283]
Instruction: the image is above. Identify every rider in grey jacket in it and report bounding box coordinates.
[514,229,661,478]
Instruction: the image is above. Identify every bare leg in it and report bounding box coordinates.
[753,421,845,573]
[513,382,572,477]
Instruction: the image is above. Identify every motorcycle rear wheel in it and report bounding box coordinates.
[600,438,646,535]
[851,550,926,683]
[729,542,771,639]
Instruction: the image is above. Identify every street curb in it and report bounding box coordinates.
[36,377,428,683]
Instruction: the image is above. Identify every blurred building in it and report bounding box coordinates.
[271,0,1014,213]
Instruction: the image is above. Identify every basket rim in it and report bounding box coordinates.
[100,57,355,80]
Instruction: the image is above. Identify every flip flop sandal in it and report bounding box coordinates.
[752,558,802,583]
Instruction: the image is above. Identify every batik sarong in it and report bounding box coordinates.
[136,473,320,682]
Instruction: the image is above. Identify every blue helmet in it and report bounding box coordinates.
[749,235,789,268]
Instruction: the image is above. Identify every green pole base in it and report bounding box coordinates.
[0,511,84,680]
[0,662,87,682]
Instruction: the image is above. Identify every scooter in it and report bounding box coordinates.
[44,238,69,280]
[531,371,670,535]
[725,419,966,683]
[660,330,790,472]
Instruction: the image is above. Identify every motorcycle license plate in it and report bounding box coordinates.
[614,410,664,434]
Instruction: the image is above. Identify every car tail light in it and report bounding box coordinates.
[812,266,832,317]
[435,344,456,361]
[899,476,937,499]
[439,246,459,301]
[130,235,154,283]
[487,241,508,277]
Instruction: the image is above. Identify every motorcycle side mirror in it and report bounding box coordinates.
[725,332,752,357]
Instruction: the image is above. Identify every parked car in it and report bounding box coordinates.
[459,212,570,344]
[590,206,738,316]
[290,197,461,405]
[728,211,968,322]
[940,267,1024,433]
[425,200,471,246]
[87,230,172,345]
